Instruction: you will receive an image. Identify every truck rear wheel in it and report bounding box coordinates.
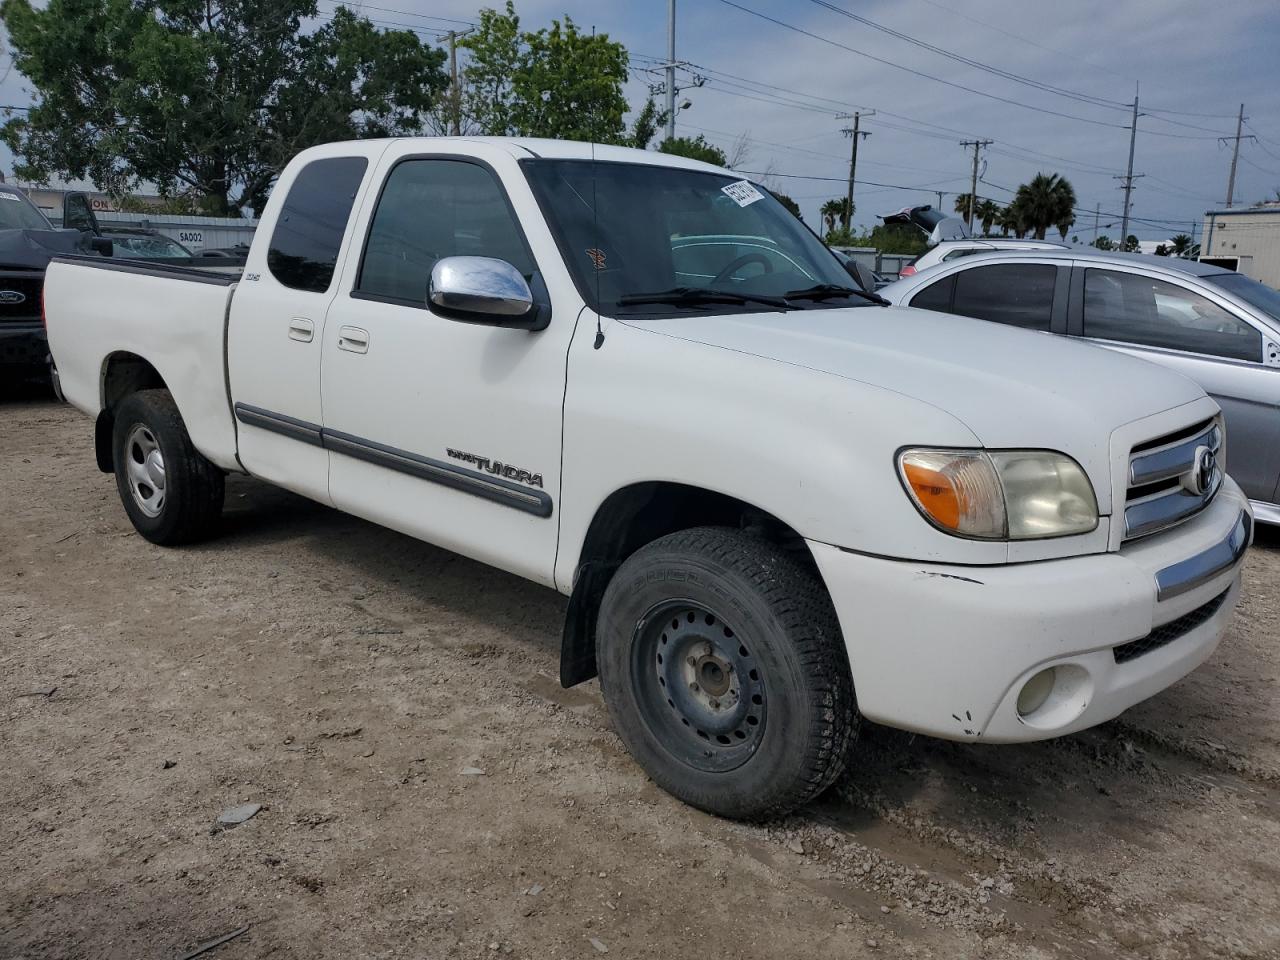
[112,389,224,545]
[596,527,857,819]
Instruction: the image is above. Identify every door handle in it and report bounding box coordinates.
[288,317,314,342]
[337,326,370,354]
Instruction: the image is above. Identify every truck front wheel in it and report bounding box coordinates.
[596,527,857,819]
[112,389,225,545]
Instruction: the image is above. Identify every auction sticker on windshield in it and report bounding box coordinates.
[721,180,765,207]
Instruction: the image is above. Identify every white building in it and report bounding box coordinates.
[1201,203,1280,288]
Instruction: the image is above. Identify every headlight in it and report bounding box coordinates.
[898,448,1099,540]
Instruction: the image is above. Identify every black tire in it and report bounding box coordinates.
[112,389,224,545]
[596,526,857,819]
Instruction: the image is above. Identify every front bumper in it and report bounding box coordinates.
[808,478,1251,743]
[0,322,49,368]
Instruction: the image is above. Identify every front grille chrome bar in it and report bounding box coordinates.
[1153,510,1250,602]
[1129,421,1221,487]
[1125,475,1223,539]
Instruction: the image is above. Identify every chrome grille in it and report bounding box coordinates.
[1122,418,1222,541]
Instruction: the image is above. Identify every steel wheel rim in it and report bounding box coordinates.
[124,423,166,518]
[630,599,767,773]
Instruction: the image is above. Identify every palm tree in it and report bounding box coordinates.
[1169,234,1193,258]
[1001,196,1032,238]
[1011,173,1077,240]
[975,199,1002,236]
[820,197,852,234]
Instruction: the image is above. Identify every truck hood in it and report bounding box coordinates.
[622,305,1208,508]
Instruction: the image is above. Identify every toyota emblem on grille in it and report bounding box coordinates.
[0,289,26,304]
[1183,445,1218,496]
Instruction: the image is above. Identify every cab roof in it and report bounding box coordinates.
[399,136,734,176]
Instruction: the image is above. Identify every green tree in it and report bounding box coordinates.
[845,223,928,256]
[1,0,448,215]
[1169,233,1193,258]
[820,197,852,234]
[658,135,727,166]
[952,194,999,234]
[975,199,1002,236]
[824,226,858,246]
[1093,234,1114,251]
[625,99,667,150]
[461,2,628,143]
[1010,172,1077,239]
[1154,243,1170,256]
[768,190,802,220]
[1122,234,1139,252]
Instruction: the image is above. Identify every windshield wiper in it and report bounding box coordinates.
[616,286,793,310]
[784,283,890,307]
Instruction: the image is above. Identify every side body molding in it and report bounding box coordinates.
[233,402,553,518]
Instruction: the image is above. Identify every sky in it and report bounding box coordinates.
[2,0,1278,242]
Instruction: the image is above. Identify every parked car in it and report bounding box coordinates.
[0,186,111,388]
[104,229,198,265]
[899,237,1070,278]
[880,203,1068,278]
[196,243,251,267]
[880,249,1280,523]
[45,138,1251,819]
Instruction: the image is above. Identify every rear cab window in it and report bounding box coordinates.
[267,156,369,292]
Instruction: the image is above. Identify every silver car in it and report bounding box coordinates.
[880,249,1280,523]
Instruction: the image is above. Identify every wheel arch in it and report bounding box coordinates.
[94,352,168,472]
[559,481,825,687]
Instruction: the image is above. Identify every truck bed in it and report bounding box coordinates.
[45,255,242,472]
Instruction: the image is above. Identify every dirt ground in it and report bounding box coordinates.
[2,385,1279,960]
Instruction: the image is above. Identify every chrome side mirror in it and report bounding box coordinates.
[429,256,539,327]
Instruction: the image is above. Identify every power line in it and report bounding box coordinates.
[801,0,1132,113]
[1238,154,1280,180]
[900,0,1239,122]
[709,0,1229,140]
[665,62,1123,175]
[682,122,961,176]
[911,0,1135,85]
[317,2,477,27]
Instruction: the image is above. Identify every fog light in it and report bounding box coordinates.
[1017,668,1056,717]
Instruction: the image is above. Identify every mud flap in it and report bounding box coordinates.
[560,560,618,688]
[94,410,114,473]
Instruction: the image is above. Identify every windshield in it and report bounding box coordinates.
[1208,271,1280,322]
[522,159,867,315]
[0,189,54,230]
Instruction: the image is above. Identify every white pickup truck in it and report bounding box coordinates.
[46,138,1252,819]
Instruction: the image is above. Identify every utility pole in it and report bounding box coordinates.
[665,0,677,141]
[446,29,475,137]
[1221,103,1254,208]
[1092,202,1100,246]
[959,139,993,232]
[1116,90,1142,249]
[837,111,872,232]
